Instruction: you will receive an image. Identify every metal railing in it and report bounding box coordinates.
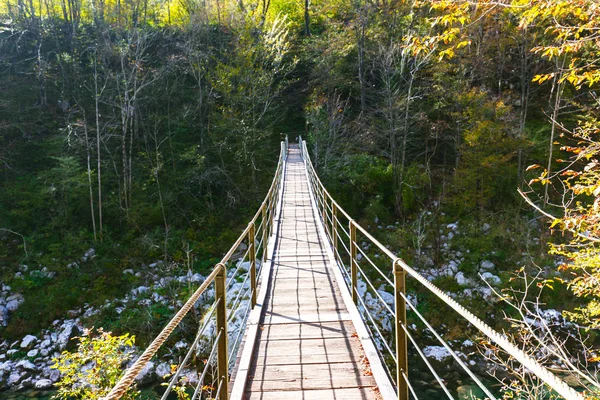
[298,138,583,400]
[104,139,288,400]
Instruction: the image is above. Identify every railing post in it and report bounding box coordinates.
[269,189,275,231]
[394,259,408,400]
[332,202,338,261]
[262,204,268,264]
[322,191,327,230]
[249,222,257,307]
[215,263,229,400]
[349,220,358,304]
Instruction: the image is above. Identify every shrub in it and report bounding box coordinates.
[52,328,139,400]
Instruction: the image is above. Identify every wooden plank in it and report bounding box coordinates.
[261,312,352,325]
[252,337,363,365]
[247,362,376,391]
[257,321,355,341]
[244,387,379,400]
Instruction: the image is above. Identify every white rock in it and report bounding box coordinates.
[49,369,60,382]
[407,294,418,307]
[0,306,8,326]
[134,360,155,385]
[423,346,451,361]
[7,371,23,385]
[0,361,14,371]
[447,222,459,231]
[455,272,468,286]
[482,223,491,232]
[481,272,501,285]
[376,290,394,307]
[190,273,203,283]
[480,260,495,271]
[123,269,134,275]
[57,321,80,351]
[26,349,38,358]
[35,378,53,389]
[81,248,96,262]
[16,360,37,371]
[182,369,199,386]
[156,362,171,380]
[132,286,149,296]
[6,294,24,312]
[20,335,37,349]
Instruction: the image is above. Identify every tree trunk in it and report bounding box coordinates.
[304,0,310,36]
[93,55,103,239]
[82,115,98,241]
[544,59,565,205]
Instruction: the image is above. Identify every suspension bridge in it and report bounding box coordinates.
[104,139,583,400]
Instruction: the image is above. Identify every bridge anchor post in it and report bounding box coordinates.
[215,263,229,400]
[394,259,408,400]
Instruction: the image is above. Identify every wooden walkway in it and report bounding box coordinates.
[242,146,381,400]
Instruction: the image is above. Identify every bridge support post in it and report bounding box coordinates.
[215,263,229,400]
[262,204,268,264]
[249,222,257,307]
[332,203,338,262]
[393,259,408,400]
[322,192,327,234]
[349,220,358,304]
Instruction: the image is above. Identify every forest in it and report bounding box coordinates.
[0,0,599,398]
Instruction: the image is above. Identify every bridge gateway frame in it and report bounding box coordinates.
[103,137,583,400]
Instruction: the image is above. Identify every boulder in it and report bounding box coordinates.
[6,294,24,312]
[57,322,80,351]
[34,378,54,389]
[16,360,37,371]
[49,369,60,382]
[422,346,451,362]
[155,362,171,380]
[455,272,468,286]
[7,371,23,386]
[376,290,394,307]
[481,272,501,285]
[480,260,495,271]
[134,360,156,386]
[0,306,8,327]
[81,248,96,262]
[20,335,37,349]
[20,376,34,388]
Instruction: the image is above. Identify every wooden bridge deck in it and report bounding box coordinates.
[242,146,381,399]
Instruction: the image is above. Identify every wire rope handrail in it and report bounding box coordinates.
[103,139,288,400]
[298,137,584,400]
